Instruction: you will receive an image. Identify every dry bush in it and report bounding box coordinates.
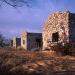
[0,49,75,75]
[50,43,64,55]
[50,43,75,56]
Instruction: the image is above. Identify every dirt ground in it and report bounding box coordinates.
[0,48,75,75]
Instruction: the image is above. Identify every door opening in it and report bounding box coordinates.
[52,32,59,42]
[36,38,42,48]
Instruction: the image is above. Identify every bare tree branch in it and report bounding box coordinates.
[0,0,32,7]
[0,0,4,7]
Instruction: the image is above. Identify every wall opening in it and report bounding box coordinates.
[36,38,42,48]
[23,40,25,45]
[52,32,59,42]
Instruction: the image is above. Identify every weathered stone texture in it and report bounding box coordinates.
[21,32,42,50]
[43,11,75,50]
[21,32,27,50]
[10,40,13,47]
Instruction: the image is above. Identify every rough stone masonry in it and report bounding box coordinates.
[43,11,75,50]
[21,32,42,50]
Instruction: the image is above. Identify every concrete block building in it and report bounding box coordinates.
[13,37,21,48]
[21,32,42,50]
[43,11,75,50]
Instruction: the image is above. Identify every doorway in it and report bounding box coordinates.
[52,32,59,42]
[36,38,42,48]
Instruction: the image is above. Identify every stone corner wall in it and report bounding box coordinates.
[13,37,16,48]
[43,11,70,50]
[21,32,27,50]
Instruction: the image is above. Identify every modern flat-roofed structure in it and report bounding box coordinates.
[21,32,42,50]
[43,11,75,50]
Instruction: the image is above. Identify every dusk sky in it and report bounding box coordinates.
[0,0,75,38]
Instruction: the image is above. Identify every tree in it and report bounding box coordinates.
[0,33,11,47]
[0,0,33,7]
[0,33,5,47]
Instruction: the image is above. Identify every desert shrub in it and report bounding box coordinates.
[51,43,64,53]
[63,43,71,55]
[16,47,24,51]
[50,43,75,55]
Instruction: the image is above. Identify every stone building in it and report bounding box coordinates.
[10,40,13,47]
[13,37,21,48]
[43,11,75,50]
[21,32,42,50]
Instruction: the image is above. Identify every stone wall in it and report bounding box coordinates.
[69,13,75,42]
[43,11,70,50]
[21,32,27,50]
[21,32,42,50]
[10,40,13,47]
[27,33,42,50]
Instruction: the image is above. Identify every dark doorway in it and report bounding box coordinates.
[52,32,59,42]
[23,40,25,45]
[36,38,42,48]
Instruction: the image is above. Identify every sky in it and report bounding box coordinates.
[0,0,75,39]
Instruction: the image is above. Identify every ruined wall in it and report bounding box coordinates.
[13,37,17,48]
[21,32,27,50]
[27,33,42,50]
[21,32,42,50]
[69,13,75,42]
[10,40,13,47]
[43,11,69,50]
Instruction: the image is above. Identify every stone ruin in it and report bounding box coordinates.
[10,32,42,50]
[43,11,75,50]
[10,11,75,51]
[10,40,13,47]
[21,32,42,50]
